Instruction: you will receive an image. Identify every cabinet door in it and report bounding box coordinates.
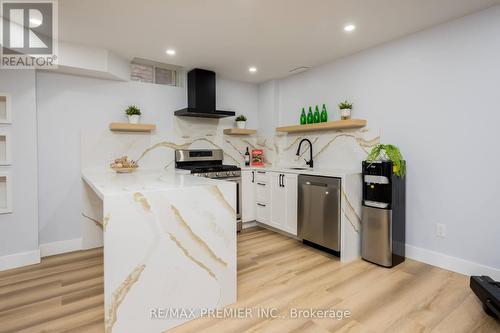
[241,170,256,222]
[256,202,270,225]
[269,172,285,230]
[282,173,298,236]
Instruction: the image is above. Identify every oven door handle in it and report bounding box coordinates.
[223,177,242,182]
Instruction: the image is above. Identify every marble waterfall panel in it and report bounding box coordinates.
[81,181,104,250]
[340,173,364,262]
[102,183,236,333]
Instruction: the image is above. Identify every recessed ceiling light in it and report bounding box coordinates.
[166,49,176,56]
[344,24,356,32]
[248,66,257,73]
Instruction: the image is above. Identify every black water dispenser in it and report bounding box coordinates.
[361,161,406,267]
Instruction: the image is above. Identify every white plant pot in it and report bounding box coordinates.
[128,115,140,124]
[340,109,351,120]
[236,121,246,129]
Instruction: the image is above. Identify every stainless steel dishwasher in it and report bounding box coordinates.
[298,175,341,253]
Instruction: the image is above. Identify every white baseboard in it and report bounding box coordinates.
[406,244,500,281]
[242,221,257,229]
[0,249,41,271]
[40,238,82,257]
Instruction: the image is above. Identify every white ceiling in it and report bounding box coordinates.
[59,0,500,83]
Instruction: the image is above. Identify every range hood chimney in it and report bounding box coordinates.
[174,68,235,118]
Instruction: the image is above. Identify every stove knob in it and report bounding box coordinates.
[215,172,220,177]
[232,171,237,176]
[204,173,209,177]
[226,172,231,176]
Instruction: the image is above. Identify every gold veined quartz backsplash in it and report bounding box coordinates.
[81,117,380,172]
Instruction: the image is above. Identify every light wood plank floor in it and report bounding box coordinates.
[0,227,498,333]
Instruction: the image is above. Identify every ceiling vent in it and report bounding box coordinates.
[289,66,311,74]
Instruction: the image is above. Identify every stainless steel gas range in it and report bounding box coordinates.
[175,149,242,231]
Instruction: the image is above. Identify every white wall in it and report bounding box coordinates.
[258,80,279,136]
[0,70,39,267]
[36,72,258,246]
[266,6,500,271]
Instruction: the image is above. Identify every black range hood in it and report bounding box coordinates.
[175,68,235,118]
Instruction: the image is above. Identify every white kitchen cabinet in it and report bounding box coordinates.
[254,170,269,183]
[269,172,298,236]
[256,202,270,224]
[242,170,256,222]
[282,173,298,235]
[242,169,297,235]
[269,172,284,229]
[254,171,271,225]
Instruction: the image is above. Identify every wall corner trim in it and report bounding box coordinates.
[40,238,83,257]
[406,244,500,281]
[0,249,41,271]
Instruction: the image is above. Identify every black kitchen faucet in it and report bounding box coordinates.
[296,138,314,168]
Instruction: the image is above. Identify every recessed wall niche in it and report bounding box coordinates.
[0,130,12,165]
[0,93,13,214]
[0,93,12,124]
[0,172,12,214]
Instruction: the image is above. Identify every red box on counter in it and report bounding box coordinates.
[251,149,264,166]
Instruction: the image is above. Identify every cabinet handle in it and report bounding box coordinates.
[257,171,266,174]
[257,182,266,186]
[251,171,254,183]
[257,203,266,207]
[281,174,285,188]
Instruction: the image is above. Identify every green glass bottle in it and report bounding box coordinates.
[313,105,320,123]
[307,107,314,124]
[300,108,307,125]
[320,104,328,122]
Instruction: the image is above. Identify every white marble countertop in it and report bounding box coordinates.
[82,169,226,199]
[240,166,360,178]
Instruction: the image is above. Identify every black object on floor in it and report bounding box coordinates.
[470,275,500,319]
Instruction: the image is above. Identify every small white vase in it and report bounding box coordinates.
[236,121,246,129]
[340,109,351,120]
[128,115,140,124]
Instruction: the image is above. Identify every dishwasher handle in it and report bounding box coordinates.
[304,181,328,187]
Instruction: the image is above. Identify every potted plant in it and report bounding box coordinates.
[125,105,141,124]
[235,115,247,129]
[367,144,406,177]
[338,101,353,120]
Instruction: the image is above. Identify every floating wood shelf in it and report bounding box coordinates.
[223,128,257,135]
[109,123,156,133]
[276,119,367,133]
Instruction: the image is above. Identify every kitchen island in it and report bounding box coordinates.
[81,170,237,333]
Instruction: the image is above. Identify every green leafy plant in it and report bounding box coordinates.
[125,105,141,116]
[367,144,406,177]
[338,101,353,110]
[235,115,247,122]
